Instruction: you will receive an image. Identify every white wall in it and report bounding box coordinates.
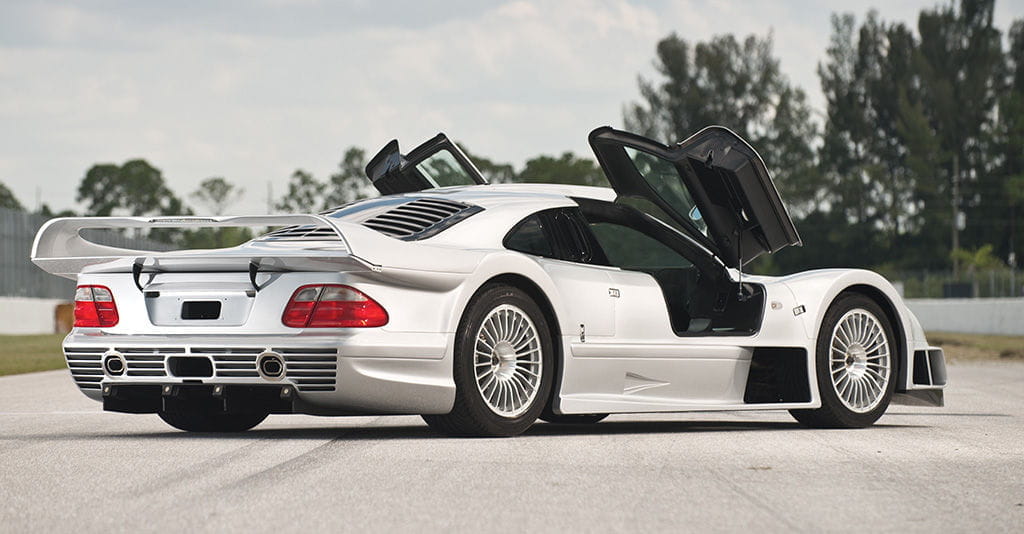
[0,297,68,335]
[906,298,1024,336]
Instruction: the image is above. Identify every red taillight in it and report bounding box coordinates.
[282,285,388,328]
[74,285,119,327]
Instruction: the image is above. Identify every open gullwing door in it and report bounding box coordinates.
[588,125,801,268]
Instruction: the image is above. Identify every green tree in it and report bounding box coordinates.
[461,147,516,184]
[951,244,1006,274]
[77,159,186,217]
[625,32,818,214]
[76,159,189,243]
[185,177,250,248]
[323,147,375,210]
[37,204,76,218]
[178,227,253,249]
[915,0,1004,269]
[517,152,607,187]
[190,177,243,216]
[0,181,23,210]
[815,13,938,269]
[275,170,324,213]
[992,19,1024,266]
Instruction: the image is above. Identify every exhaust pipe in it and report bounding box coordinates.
[257,352,285,380]
[103,352,126,376]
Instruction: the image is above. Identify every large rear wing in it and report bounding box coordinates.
[31,214,379,281]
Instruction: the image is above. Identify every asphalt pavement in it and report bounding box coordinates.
[1,362,1022,532]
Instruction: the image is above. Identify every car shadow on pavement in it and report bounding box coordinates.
[884,411,1010,417]
[23,418,925,441]
[525,420,924,436]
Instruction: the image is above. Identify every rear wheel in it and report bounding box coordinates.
[158,411,267,432]
[423,284,554,437]
[790,293,897,428]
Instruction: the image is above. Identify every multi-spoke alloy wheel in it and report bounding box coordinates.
[829,309,891,413]
[474,304,542,417]
[790,293,897,429]
[422,284,553,437]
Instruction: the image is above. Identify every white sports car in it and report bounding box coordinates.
[32,126,946,436]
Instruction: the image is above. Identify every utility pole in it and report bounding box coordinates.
[952,154,960,278]
[266,181,273,214]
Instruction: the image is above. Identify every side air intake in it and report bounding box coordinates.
[362,198,480,240]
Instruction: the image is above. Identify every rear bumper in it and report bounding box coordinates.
[62,331,456,415]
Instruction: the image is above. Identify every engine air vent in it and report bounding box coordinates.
[362,198,480,240]
[261,225,340,241]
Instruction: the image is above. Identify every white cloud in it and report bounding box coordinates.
[0,0,1022,213]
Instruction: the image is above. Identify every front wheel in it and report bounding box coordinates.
[423,284,554,437]
[790,293,897,428]
[159,411,268,432]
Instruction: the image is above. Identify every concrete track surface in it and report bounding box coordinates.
[2,363,1022,533]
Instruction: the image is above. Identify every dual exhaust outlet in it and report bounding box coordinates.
[101,351,287,380]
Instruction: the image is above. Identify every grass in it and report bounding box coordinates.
[0,334,66,376]
[926,331,1024,362]
[0,331,1020,377]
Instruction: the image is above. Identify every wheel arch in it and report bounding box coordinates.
[465,272,564,413]
[479,273,562,339]
[833,284,908,391]
[781,269,917,393]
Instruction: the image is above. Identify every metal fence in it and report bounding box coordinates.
[891,269,1022,299]
[0,208,169,300]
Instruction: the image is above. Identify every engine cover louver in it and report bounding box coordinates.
[362,198,480,240]
[261,225,341,241]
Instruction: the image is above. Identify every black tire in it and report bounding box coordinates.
[158,411,268,432]
[540,413,608,425]
[422,284,554,437]
[790,293,898,428]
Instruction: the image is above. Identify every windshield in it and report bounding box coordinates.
[624,146,709,238]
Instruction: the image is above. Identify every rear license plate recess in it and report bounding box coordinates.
[181,301,222,320]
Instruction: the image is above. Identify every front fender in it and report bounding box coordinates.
[780,268,923,392]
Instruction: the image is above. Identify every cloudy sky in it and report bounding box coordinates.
[2,0,1023,214]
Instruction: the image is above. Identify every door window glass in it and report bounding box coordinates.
[588,221,692,270]
[624,147,709,238]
